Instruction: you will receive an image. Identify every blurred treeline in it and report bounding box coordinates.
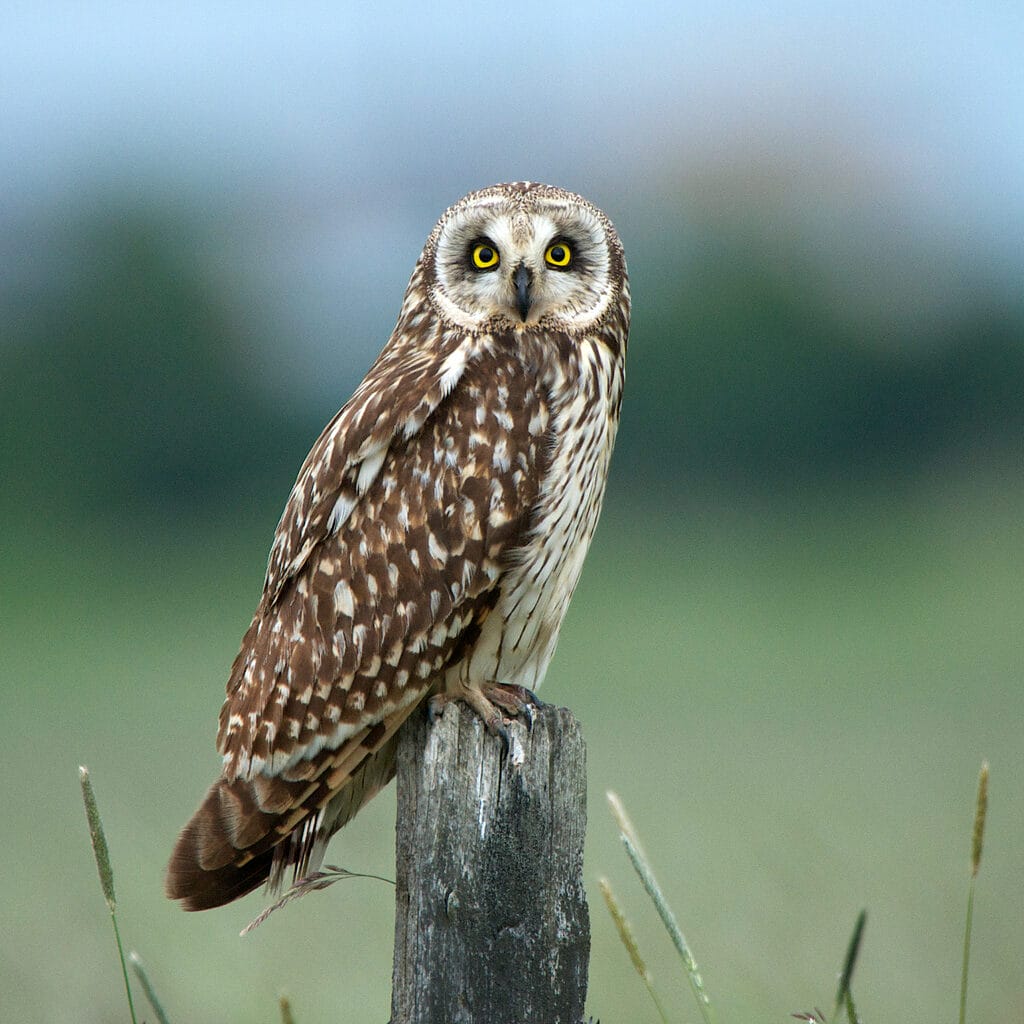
[3,190,1022,529]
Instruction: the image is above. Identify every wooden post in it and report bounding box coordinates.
[390,701,590,1024]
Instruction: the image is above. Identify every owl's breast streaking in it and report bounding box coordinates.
[450,327,626,697]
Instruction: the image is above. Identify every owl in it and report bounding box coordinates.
[166,182,629,911]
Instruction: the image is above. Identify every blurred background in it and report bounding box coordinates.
[2,3,1021,1021]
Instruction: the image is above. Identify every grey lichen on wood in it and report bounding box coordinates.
[390,701,590,1024]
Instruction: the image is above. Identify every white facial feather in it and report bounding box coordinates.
[428,190,617,332]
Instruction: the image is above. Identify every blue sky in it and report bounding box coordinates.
[3,2,1021,394]
[4,3,1020,206]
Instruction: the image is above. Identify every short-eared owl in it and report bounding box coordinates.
[166,182,629,910]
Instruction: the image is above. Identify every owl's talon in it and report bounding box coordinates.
[521,702,534,731]
[484,683,543,717]
[520,687,547,710]
[517,687,548,729]
[426,694,448,725]
[492,719,511,757]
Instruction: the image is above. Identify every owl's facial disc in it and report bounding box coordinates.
[428,195,617,332]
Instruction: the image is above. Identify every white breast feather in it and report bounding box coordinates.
[458,336,620,692]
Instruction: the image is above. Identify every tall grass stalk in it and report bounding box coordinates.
[279,994,296,1024]
[129,951,171,1024]
[828,909,866,1023]
[598,876,670,1024]
[843,989,861,1024]
[79,765,138,1024]
[607,791,715,1024]
[959,761,989,1024]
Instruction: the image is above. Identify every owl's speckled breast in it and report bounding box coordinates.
[449,328,625,694]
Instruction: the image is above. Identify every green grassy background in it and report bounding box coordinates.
[2,456,1020,1022]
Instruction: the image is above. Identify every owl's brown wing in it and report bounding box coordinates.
[166,335,549,910]
[262,317,475,608]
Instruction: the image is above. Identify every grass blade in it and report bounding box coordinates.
[598,876,670,1024]
[959,761,989,1024]
[129,951,171,1024]
[608,791,715,1024]
[279,994,296,1024]
[828,910,866,1023]
[242,865,394,936]
[842,988,860,1024]
[79,766,137,1024]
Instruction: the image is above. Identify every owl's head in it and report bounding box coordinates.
[422,182,627,334]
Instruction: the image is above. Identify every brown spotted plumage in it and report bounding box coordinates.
[166,182,629,910]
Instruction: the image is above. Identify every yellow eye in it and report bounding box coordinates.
[471,243,500,269]
[544,241,572,268]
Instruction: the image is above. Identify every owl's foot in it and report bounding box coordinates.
[428,683,544,753]
[482,683,546,731]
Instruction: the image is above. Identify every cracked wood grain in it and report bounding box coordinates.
[390,702,590,1024]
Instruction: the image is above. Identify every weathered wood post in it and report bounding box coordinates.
[390,701,590,1024]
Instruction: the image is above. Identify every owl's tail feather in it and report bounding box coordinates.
[165,704,417,912]
[164,781,279,911]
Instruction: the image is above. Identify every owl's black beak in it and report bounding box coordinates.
[514,263,532,322]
